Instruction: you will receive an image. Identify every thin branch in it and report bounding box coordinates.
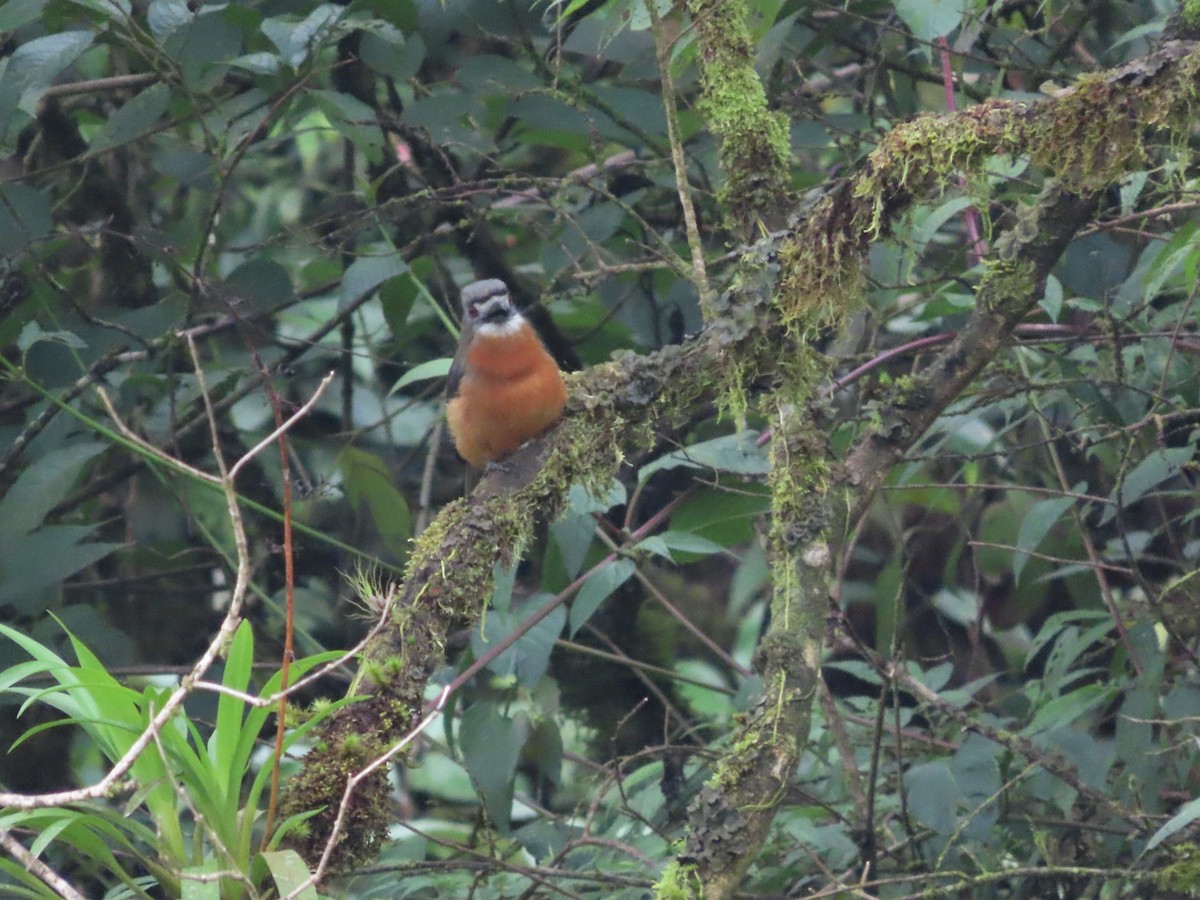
[228,371,335,481]
[0,828,86,900]
[649,2,713,307]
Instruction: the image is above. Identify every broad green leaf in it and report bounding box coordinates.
[91,83,171,151]
[1039,274,1063,322]
[514,819,570,863]
[550,482,625,580]
[1102,446,1194,524]
[653,530,728,561]
[0,31,93,127]
[0,0,45,31]
[909,197,973,262]
[635,535,672,561]
[174,12,244,88]
[523,717,563,790]
[388,357,451,395]
[340,447,412,550]
[225,257,295,308]
[152,147,214,187]
[1142,221,1200,303]
[340,253,408,306]
[1013,496,1074,584]
[358,25,416,81]
[181,859,220,900]
[569,559,635,636]
[364,0,417,30]
[893,0,965,42]
[261,850,319,899]
[638,431,768,483]
[1024,683,1115,736]
[262,5,343,68]
[628,0,673,30]
[669,482,769,551]
[310,88,384,161]
[471,601,566,688]
[379,273,417,338]
[0,529,122,613]
[948,734,1001,837]
[459,703,527,833]
[148,0,192,41]
[0,183,52,257]
[228,52,283,75]
[0,442,105,540]
[1025,610,1110,672]
[15,321,85,352]
[903,761,959,834]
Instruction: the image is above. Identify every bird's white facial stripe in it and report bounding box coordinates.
[475,312,526,337]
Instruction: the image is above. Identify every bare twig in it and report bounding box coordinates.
[0,828,86,900]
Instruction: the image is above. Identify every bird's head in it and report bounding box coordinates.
[461,279,524,337]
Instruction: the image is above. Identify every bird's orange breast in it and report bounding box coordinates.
[447,325,567,469]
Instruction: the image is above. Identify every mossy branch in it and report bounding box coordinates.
[684,0,794,235]
[284,39,1200,875]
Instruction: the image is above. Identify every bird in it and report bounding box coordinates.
[445,279,568,470]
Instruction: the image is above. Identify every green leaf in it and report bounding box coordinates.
[340,253,409,306]
[1147,796,1200,851]
[182,859,220,900]
[472,601,565,688]
[15,321,85,352]
[491,560,517,614]
[903,761,959,834]
[1039,274,1063,322]
[638,431,768,483]
[339,447,412,550]
[652,530,728,562]
[893,0,965,42]
[173,11,244,88]
[1102,446,1194,525]
[148,0,192,41]
[0,31,93,128]
[948,734,1001,837]
[379,272,417,338]
[310,88,383,161]
[210,621,254,795]
[628,0,676,30]
[1024,683,1115,737]
[261,850,319,899]
[0,530,122,612]
[225,256,295,308]
[262,4,344,68]
[0,183,53,257]
[0,0,45,32]
[91,83,171,151]
[388,357,451,395]
[1013,496,1074,585]
[358,25,417,81]
[568,559,635,636]
[669,481,769,551]
[1141,221,1199,303]
[459,703,527,833]
[550,482,624,580]
[909,197,973,262]
[0,442,107,540]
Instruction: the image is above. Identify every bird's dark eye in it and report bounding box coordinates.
[468,305,479,319]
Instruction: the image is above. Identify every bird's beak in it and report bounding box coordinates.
[476,295,513,324]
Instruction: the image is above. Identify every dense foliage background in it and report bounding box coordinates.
[1,0,1199,896]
